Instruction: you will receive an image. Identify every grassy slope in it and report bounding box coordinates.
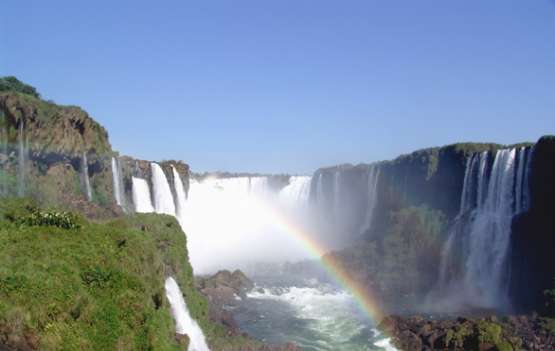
[0,199,254,350]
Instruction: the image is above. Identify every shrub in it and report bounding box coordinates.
[18,210,81,229]
[0,76,40,98]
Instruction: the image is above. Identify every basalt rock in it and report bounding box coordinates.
[511,136,555,314]
[379,314,555,351]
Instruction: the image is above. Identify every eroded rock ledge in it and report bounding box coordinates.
[379,314,555,351]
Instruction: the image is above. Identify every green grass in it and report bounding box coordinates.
[0,198,258,350]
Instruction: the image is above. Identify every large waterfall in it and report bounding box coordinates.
[437,146,532,309]
[165,277,210,351]
[128,170,313,273]
[180,176,313,273]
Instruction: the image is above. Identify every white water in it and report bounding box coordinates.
[132,177,154,213]
[172,166,188,223]
[244,284,397,350]
[151,163,176,216]
[373,335,398,351]
[437,147,532,309]
[181,176,312,274]
[165,277,210,351]
[463,149,517,306]
[82,152,93,201]
[111,157,123,207]
[279,176,311,206]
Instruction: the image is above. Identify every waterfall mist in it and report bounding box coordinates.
[180,176,315,274]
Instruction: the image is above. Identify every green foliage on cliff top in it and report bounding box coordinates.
[0,77,40,98]
[0,198,251,350]
[0,87,112,156]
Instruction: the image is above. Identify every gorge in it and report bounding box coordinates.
[1,79,555,350]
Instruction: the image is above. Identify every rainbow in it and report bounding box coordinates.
[253,197,386,324]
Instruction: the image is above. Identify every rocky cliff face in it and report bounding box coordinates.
[511,136,555,313]
[313,140,555,312]
[310,143,504,244]
[0,90,190,218]
[0,91,117,217]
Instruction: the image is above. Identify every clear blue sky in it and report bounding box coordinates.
[2,1,554,174]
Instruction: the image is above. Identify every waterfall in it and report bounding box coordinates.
[165,277,210,351]
[250,176,269,196]
[437,147,532,309]
[17,121,25,196]
[333,171,341,217]
[111,157,124,208]
[172,166,187,223]
[132,177,154,213]
[181,176,312,273]
[151,163,176,216]
[315,173,325,205]
[82,152,92,201]
[360,165,380,234]
[515,147,531,213]
[279,176,311,205]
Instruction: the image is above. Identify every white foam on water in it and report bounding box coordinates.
[372,331,398,351]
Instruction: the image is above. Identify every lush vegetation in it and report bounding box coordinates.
[0,198,254,350]
[16,209,81,229]
[0,77,40,98]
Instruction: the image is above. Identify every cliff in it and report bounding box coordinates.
[310,142,510,244]
[511,136,555,313]
[0,81,190,218]
[315,139,549,312]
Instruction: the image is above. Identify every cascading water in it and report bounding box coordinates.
[360,165,380,234]
[315,173,325,205]
[82,152,93,201]
[180,176,312,274]
[250,176,269,196]
[17,121,25,196]
[333,171,341,219]
[279,176,311,205]
[111,157,124,208]
[151,163,176,216]
[437,147,532,309]
[165,277,210,351]
[132,177,154,213]
[172,166,187,223]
